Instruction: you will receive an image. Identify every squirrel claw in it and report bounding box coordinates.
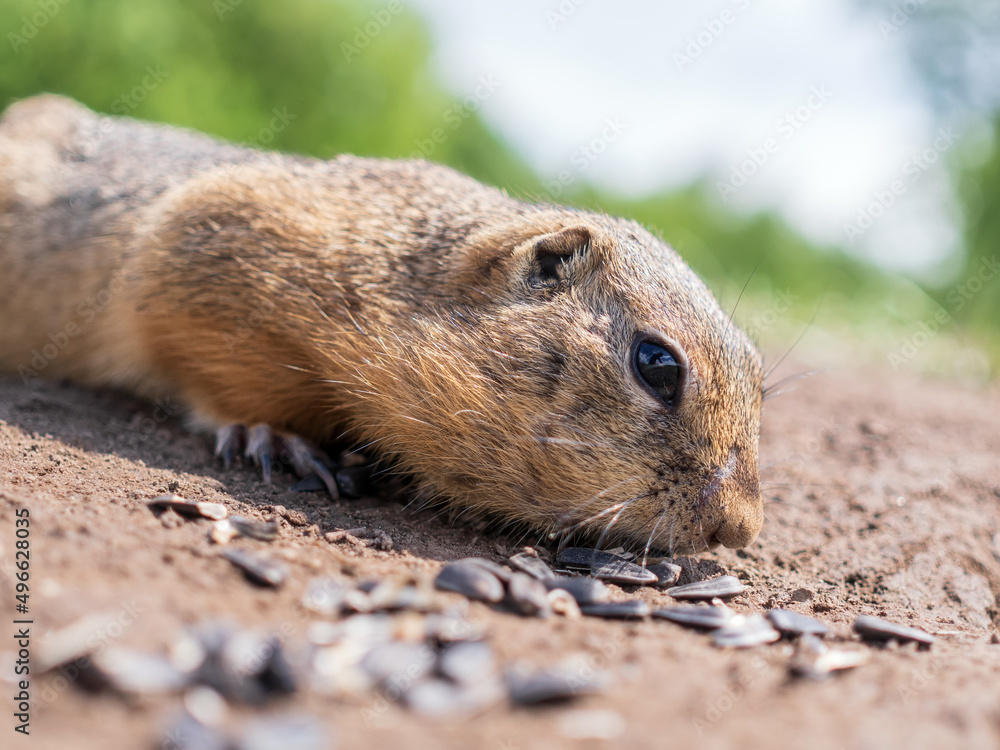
[213,423,340,500]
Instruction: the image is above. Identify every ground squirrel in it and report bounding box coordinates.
[0,95,764,554]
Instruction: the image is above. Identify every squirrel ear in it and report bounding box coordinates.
[531,226,592,283]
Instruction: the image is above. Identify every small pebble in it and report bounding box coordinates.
[668,575,745,601]
[766,608,829,637]
[435,560,505,603]
[853,615,936,649]
[222,549,289,588]
[365,529,394,551]
[324,530,365,546]
[580,600,650,620]
[149,495,228,521]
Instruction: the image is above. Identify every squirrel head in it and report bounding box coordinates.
[350,211,763,555]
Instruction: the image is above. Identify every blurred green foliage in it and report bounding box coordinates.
[953,118,1000,337]
[0,0,994,376]
[0,0,537,187]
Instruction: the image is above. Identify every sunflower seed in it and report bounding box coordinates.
[235,715,331,750]
[646,561,683,588]
[183,625,296,704]
[543,576,610,605]
[766,608,829,637]
[149,495,228,521]
[556,547,607,570]
[160,508,186,529]
[220,632,298,700]
[424,613,488,644]
[580,600,650,619]
[222,549,288,588]
[301,577,349,616]
[360,641,435,685]
[403,676,504,718]
[435,561,505,603]
[668,575,745,601]
[91,647,189,694]
[229,516,280,542]
[557,709,627,740]
[160,712,229,750]
[36,612,122,673]
[652,604,735,630]
[506,661,610,705]
[210,519,238,545]
[183,686,228,727]
[463,557,514,583]
[547,589,582,620]
[509,552,555,581]
[711,614,780,648]
[366,579,437,612]
[789,634,870,679]
[507,573,552,618]
[590,558,658,585]
[437,641,497,686]
[853,615,936,649]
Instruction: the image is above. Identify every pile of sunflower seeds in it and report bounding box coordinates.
[28,567,620,748]
[433,547,936,680]
[86,505,938,741]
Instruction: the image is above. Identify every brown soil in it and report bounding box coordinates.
[1,364,999,750]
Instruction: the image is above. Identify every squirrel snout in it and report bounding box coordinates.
[710,502,763,549]
[700,450,763,549]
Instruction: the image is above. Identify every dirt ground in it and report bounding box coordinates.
[1,362,999,750]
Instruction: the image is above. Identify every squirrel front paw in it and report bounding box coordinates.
[214,423,340,499]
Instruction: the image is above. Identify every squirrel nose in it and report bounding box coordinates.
[701,450,763,549]
[710,506,763,549]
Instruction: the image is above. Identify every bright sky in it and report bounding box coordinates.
[410,0,977,277]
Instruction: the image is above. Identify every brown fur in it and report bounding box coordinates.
[0,95,764,553]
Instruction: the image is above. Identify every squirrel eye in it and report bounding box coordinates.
[634,340,682,403]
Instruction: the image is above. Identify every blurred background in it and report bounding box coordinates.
[2,0,997,380]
